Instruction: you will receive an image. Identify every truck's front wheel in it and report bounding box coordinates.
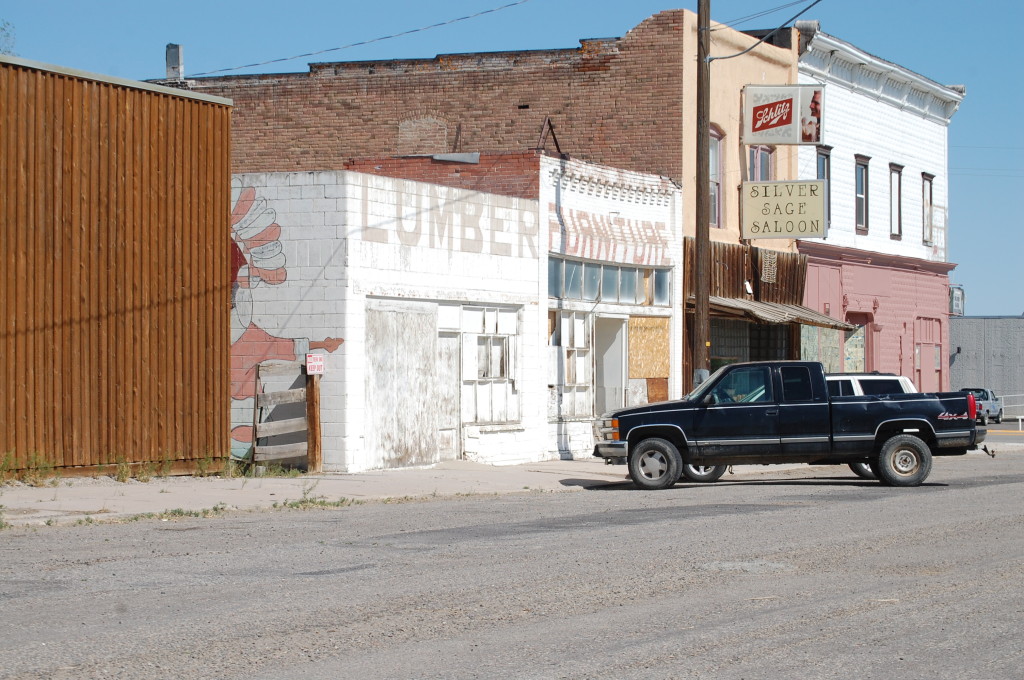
[629,438,682,490]
[848,462,877,480]
[876,434,932,487]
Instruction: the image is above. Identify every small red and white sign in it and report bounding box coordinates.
[752,98,793,132]
[742,85,824,145]
[306,353,325,375]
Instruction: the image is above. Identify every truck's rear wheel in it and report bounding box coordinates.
[979,413,988,426]
[876,434,932,487]
[629,438,682,490]
[680,464,727,483]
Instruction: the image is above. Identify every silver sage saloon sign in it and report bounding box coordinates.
[741,180,827,240]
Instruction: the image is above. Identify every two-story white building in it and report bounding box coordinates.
[793,22,965,391]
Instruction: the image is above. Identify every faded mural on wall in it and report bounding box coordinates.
[229,179,343,458]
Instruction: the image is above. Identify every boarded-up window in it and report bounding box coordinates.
[628,317,669,379]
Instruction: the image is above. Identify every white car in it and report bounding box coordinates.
[826,372,917,397]
[825,372,918,479]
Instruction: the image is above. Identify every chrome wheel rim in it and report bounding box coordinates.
[638,451,668,480]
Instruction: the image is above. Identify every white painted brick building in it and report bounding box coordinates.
[230,160,683,472]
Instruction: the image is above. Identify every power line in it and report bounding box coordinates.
[188,0,532,77]
[708,0,825,62]
[951,145,1024,150]
[715,0,811,30]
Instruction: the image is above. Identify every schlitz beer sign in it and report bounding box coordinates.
[742,85,823,145]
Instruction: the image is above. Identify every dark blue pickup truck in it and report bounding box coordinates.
[593,360,985,489]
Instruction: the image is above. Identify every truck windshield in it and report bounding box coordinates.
[685,365,729,401]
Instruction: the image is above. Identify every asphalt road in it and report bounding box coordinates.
[982,419,1024,448]
[2,452,1022,680]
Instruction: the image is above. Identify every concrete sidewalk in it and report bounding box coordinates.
[0,458,628,527]
[0,458,782,528]
[1,447,1017,528]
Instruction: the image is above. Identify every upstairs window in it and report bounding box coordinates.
[817,146,832,227]
[710,130,723,228]
[748,146,774,181]
[922,173,935,245]
[855,155,870,234]
[890,163,903,239]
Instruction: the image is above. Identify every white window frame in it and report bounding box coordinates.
[710,129,723,228]
[548,310,592,419]
[922,173,935,245]
[748,145,773,182]
[889,163,903,239]
[462,306,520,425]
[855,155,870,234]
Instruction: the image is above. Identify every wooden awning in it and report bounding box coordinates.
[689,296,857,331]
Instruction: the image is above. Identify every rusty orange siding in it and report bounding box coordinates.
[1,57,232,473]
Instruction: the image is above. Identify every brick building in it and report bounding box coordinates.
[193,10,849,396]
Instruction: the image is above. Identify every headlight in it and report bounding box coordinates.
[593,417,620,441]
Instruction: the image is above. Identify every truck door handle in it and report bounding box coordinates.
[765,409,778,416]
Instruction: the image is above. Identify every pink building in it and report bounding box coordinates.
[800,241,954,391]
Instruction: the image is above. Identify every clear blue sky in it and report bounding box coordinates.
[4,1,1021,316]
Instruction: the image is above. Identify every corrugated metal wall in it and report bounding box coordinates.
[0,58,232,473]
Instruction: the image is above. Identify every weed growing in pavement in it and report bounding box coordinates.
[106,503,231,524]
[258,463,303,478]
[272,482,360,510]
[135,462,156,483]
[0,452,13,483]
[273,496,359,510]
[115,457,131,483]
[20,453,56,487]
[195,457,212,478]
[222,459,248,478]
[0,506,9,530]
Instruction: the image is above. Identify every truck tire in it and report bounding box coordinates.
[680,464,727,483]
[875,434,932,487]
[629,438,682,490]
[848,462,876,480]
[979,413,988,426]
[994,411,1002,424]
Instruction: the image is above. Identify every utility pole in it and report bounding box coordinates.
[693,0,711,386]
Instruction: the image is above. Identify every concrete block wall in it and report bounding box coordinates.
[950,317,1024,403]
